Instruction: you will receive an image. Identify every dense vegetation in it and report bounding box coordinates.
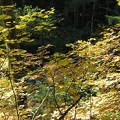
[0,0,120,120]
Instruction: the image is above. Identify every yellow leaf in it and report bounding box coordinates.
[57,86,65,92]
[39,84,44,88]
[73,96,80,101]
[59,85,64,89]
[68,88,78,94]
[43,15,49,18]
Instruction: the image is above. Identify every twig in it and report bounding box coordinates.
[53,83,63,116]
[9,74,20,120]
[8,54,20,120]
[58,93,84,120]
[32,86,50,120]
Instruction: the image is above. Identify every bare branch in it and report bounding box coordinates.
[32,86,50,120]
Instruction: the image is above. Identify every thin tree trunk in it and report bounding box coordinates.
[0,1,27,119]
[81,2,86,26]
[74,4,80,29]
[0,1,21,119]
[90,0,96,36]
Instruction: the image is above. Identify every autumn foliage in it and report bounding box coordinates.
[0,1,120,120]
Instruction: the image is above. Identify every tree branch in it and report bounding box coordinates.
[32,86,50,120]
[58,93,84,120]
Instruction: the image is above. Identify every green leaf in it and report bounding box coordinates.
[0,14,12,20]
[58,59,69,66]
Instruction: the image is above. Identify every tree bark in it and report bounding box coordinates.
[0,1,27,118]
[74,4,80,29]
[90,0,96,36]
